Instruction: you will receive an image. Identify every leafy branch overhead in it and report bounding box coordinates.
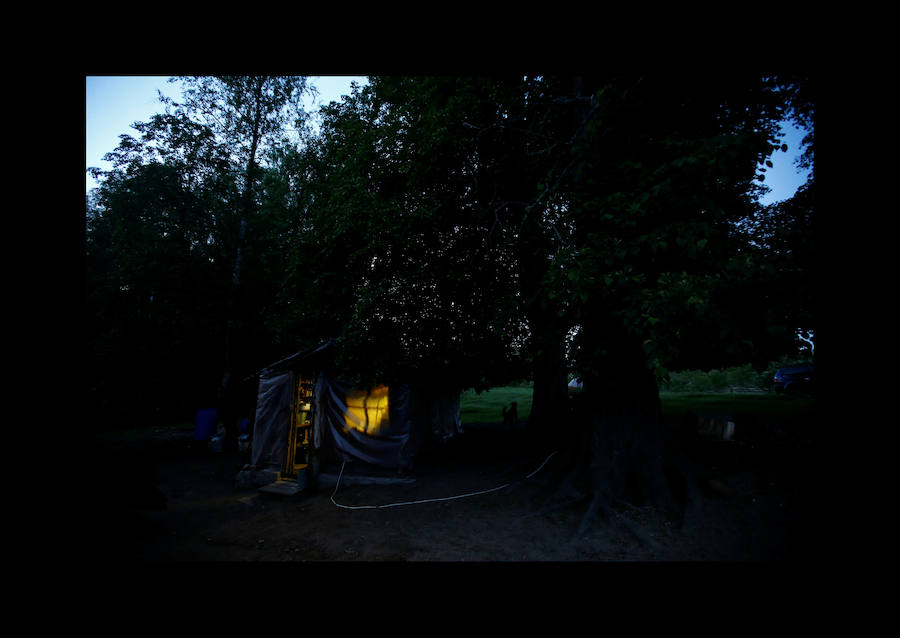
[86,74,813,419]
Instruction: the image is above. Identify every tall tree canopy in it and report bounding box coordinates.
[87,75,314,426]
[274,77,530,391]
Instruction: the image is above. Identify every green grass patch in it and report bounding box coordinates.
[460,386,812,426]
[460,386,533,424]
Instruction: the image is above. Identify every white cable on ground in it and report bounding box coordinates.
[330,451,557,511]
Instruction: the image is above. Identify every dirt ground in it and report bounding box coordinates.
[76,415,815,564]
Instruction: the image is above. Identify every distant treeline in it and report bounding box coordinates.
[659,357,813,393]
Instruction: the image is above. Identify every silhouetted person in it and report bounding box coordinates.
[502,402,518,429]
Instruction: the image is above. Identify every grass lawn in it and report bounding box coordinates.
[460,386,533,424]
[461,386,813,426]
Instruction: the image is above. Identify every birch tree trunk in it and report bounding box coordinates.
[219,78,265,450]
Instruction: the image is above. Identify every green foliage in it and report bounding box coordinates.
[85,74,813,425]
[278,77,529,391]
[659,356,813,394]
[86,76,315,424]
[86,151,236,423]
[555,74,800,380]
[660,364,765,393]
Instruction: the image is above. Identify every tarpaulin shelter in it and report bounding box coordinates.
[250,340,462,477]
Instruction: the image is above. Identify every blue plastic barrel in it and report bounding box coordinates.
[194,408,218,441]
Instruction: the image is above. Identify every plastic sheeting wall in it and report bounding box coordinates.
[316,377,412,470]
[251,371,293,468]
[251,369,463,472]
[317,378,463,470]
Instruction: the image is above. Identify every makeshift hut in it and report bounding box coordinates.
[249,340,462,487]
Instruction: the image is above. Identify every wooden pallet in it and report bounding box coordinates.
[258,478,304,496]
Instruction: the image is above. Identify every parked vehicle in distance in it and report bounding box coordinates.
[772,365,814,395]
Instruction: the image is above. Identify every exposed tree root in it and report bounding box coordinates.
[574,490,605,538]
[517,406,698,554]
[520,441,684,552]
[520,476,663,551]
[519,460,586,520]
[573,492,661,550]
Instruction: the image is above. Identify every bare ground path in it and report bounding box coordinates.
[74,412,815,565]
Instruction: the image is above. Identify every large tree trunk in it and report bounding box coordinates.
[526,313,571,437]
[563,314,681,535]
[518,75,592,439]
[512,216,571,436]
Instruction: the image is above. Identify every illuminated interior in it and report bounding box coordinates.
[285,377,314,476]
[344,385,390,435]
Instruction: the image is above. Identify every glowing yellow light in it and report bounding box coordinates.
[344,385,390,435]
